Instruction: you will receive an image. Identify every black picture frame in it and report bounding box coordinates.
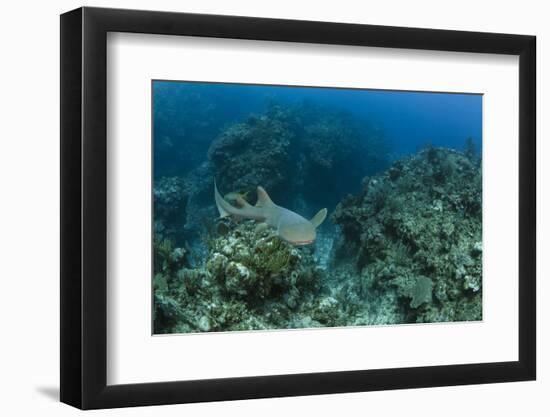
[60,6,536,410]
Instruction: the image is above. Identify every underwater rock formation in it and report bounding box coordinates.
[153,147,482,333]
[207,105,298,200]
[300,114,390,207]
[153,176,188,245]
[177,161,217,241]
[154,162,217,250]
[332,146,482,323]
[206,222,322,300]
[153,221,345,333]
[207,103,391,209]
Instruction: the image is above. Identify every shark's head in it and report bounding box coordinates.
[277,207,328,246]
[278,221,316,246]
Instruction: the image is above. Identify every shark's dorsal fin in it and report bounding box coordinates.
[255,186,274,207]
[310,208,328,228]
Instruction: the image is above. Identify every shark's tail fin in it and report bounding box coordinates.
[214,181,231,218]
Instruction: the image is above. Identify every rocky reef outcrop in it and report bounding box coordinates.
[153,176,189,245]
[300,113,389,208]
[207,105,299,200]
[331,146,482,323]
[153,146,482,333]
[155,101,392,251]
[153,222,348,333]
[207,103,391,209]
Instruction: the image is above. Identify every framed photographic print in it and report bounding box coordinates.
[60,6,536,409]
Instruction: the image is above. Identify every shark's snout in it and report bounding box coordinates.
[279,223,316,246]
[291,239,314,246]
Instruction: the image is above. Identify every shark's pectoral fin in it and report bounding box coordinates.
[255,223,269,233]
[310,208,328,228]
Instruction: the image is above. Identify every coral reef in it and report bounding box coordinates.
[153,147,482,333]
[154,101,392,252]
[332,147,482,323]
[301,113,390,207]
[207,105,298,200]
[153,88,482,334]
[153,162,216,250]
[151,77,484,335]
[153,221,344,333]
[207,103,391,208]
[153,176,188,245]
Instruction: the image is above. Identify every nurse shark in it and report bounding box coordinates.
[214,182,327,246]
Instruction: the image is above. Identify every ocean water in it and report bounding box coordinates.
[152,80,483,334]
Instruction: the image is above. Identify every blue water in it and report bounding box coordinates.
[153,80,482,177]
